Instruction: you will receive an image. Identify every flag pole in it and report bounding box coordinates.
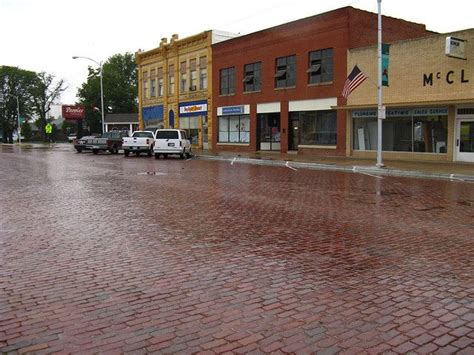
[376,0,384,168]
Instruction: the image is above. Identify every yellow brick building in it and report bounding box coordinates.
[136,31,236,149]
[345,29,474,163]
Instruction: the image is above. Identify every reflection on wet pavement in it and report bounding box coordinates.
[0,144,473,353]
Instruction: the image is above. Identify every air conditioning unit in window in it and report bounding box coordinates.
[189,85,197,91]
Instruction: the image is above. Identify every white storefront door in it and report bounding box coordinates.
[455,106,474,162]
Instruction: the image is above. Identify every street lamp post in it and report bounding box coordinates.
[72,56,105,134]
[16,96,21,144]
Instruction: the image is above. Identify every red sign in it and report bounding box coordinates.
[62,105,85,120]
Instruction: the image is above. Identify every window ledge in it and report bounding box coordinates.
[299,145,337,149]
[274,86,296,91]
[308,81,333,87]
[219,93,236,97]
[217,142,250,146]
[243,90,262,94]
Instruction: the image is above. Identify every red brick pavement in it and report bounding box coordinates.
[0,146,473,353]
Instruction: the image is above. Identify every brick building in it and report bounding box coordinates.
[211,7,431,155]
[346,29,474,163]
[136,31,236,149]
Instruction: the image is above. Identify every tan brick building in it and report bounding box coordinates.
[346,29,474,163]
[136,31,236,149]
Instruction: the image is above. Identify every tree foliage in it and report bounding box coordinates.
[30,72,67,138]
[76,52,137,134]
[0,66,36,143]
[0,66,66,143]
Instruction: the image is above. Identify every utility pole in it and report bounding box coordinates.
[16,96,22,144]
[376,0,384,168]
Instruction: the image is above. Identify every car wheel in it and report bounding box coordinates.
[92,149,98,155]
[76,148,82,153]
[124,150,130,157]
[154,153,159,159]
[136,151,140,156]
[113,145,119,154]
[147,148,152,156]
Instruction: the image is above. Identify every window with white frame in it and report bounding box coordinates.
[218,115,250,143]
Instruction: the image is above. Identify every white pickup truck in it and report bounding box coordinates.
[122,131,155,156]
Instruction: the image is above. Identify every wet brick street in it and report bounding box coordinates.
[0,144,473,354]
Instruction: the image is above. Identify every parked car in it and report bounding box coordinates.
[86,131,128,154]
[153,129,191,159]
[122,131,154,157]
[67,133,77,143]
[73,135,97,153]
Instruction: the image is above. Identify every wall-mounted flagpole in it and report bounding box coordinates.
[376,0,384,167]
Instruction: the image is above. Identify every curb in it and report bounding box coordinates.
[194,154,474,182]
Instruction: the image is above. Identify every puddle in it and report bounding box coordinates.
[413,206,445,211]
[137,172,168,176]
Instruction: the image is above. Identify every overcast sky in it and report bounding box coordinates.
[1,0,472,107]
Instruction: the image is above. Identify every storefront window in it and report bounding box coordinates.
[180,116,199,145]
[352,108,448,153]
[218,115,250,143]
[290,110,337,145]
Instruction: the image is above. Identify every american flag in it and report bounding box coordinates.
[342,65,367,99]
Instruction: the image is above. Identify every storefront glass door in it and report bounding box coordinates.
[456,119,474,162]
[289,118,299,151]
[257,113,280,151]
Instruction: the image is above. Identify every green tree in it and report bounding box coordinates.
[20,121,32,140]
[30,72,67,141]
[0,66,36,143]
[77,52,137,134]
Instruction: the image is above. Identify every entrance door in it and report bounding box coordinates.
[202,115,209,150]
[289,118,299,151]
[257,113,280,151]
[456,119,474,162]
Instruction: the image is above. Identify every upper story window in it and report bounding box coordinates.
[157,67,164,96]
[308,48,333,84]
[275,55,296,88]
[199,56,207,90]
[180,61,187,93]
[220,67,235,95]
[168,64,175,95]
[190,59,197,91]
[243,62,261,92]
[143,71,149,98]
[150,69,156,97]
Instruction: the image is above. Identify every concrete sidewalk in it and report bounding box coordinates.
[193,149,474,182]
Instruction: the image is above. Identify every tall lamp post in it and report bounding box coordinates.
[15,96,21,144]
[72,56,105,134]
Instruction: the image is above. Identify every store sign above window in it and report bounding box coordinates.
[179,100,208,117]
[218,105,250,116]
[142,105,164,121]
[352,107,448,118]
[222,106,244,115]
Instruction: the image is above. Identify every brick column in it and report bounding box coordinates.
[280,101,289,153]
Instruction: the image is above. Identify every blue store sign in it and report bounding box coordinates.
[142,105,164,121]
[222,106,245,115]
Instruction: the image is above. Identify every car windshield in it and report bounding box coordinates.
[133,132,154,138]
[155,130,178,139]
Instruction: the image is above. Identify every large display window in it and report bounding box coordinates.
[353,108,448,153]
[290,110,337,145]
[218,115,250,143]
